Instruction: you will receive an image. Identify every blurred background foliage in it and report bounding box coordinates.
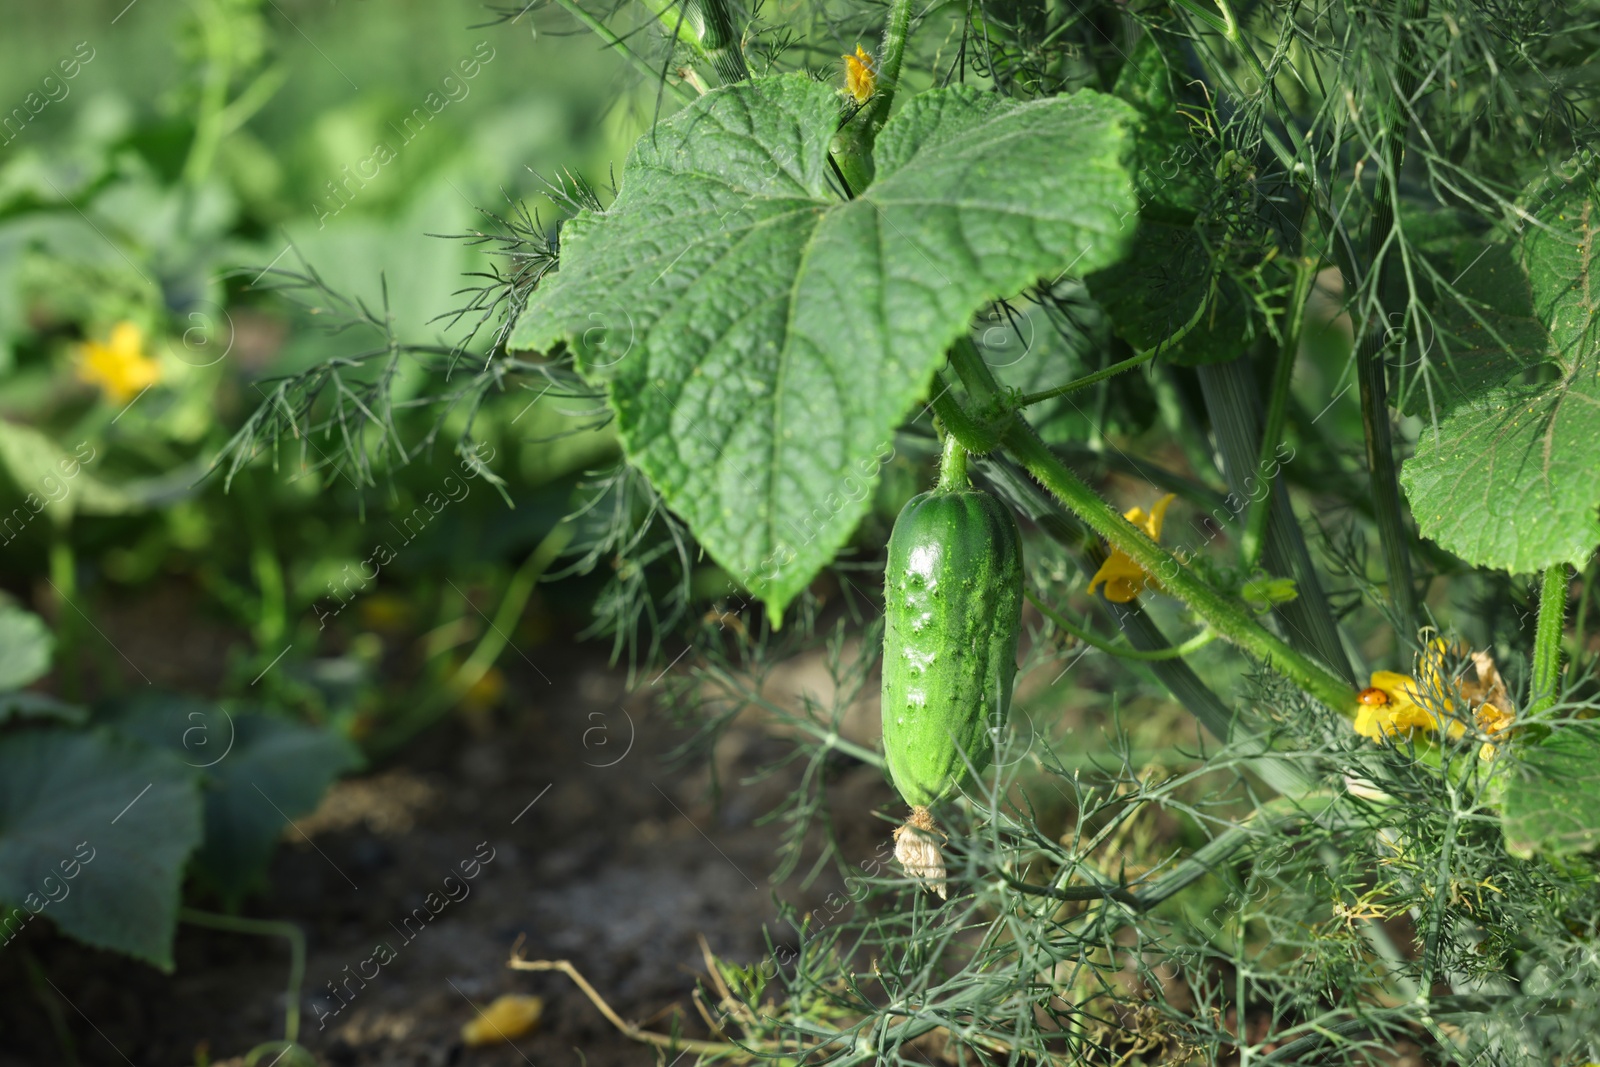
[0,0,659,742]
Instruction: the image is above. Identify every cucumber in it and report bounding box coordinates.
[880,480,1023,808]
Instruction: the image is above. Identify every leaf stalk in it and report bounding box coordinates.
[1529,564,1569,718]
[950,340,1355,713]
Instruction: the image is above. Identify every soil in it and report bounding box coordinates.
[0,642,894,1067]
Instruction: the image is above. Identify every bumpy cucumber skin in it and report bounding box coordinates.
[881,487,1023,808]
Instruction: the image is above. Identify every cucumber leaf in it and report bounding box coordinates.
[1401,183,1600,573]
[1501,722,1600,859]
[0,728,202,970]
[102,695,362,906]
[510,76,1137,621]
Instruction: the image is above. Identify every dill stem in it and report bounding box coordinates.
[1016,289,1210,407]
[551,0,692,102]
[945,340,1355,714]
[1198,359,1353,680]
[1529,564,1570,718]
[1355,0,1430,637]
[1027,590,1217,661]
[1241,259,1314,568]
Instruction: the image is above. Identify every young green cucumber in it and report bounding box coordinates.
[880,475,1024,810]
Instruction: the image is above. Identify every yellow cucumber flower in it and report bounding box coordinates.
[1353,641,1514,759]
[1088,493,1175,603]
[77,321,161,403]
[1353,671,1439,740]
[843,45,877,104]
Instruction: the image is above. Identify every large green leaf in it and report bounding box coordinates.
[0,603,52,690]
[0,728,202,970]
[1501,722,1600,859]
[103,695,361,906]
[1401,185,1600,572]
[510,76,1137,620]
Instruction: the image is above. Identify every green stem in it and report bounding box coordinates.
[945,338,1352,711]
[935,427,969,490]
[553,0,691,101]
[1003,426,1352,712]
[179,908,305,1044]
[181,0,233,188]
[1018,284,1211,408]
[1574,558,1593,675]
[249,487,287,649]
[636,0,745,83]
[833,0,915,191]
[862,0,915,133]
[1354,0,1429,637]
[48,535,79,700]
[1241,260,1314,567]
[453,523,573,696]
[1027,590,1217,661]
[377,522,574,751]
[928,371,1003,452]
[1528,565,1569,718]
[1019,350,1155,408]
[979,454,1316,796]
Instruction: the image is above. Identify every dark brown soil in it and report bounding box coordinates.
[0,644,893,1067]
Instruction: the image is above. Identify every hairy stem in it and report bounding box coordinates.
[946,339,1354,712]
[862,0,916,134]
[1528,564,1569,718]
[936,427,969,490]
[929,370,1002,451]
[977,455,1315,797]
[833,0,916,191]
[1003,426,1352,712]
